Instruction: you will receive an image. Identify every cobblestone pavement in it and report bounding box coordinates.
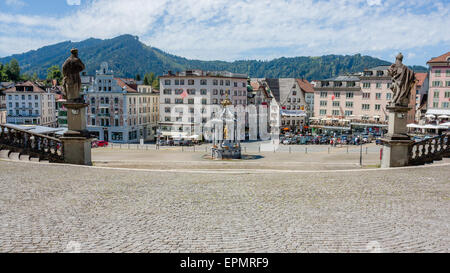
[0,160,449,253]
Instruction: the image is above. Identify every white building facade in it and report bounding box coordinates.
[159,70,248,138]
[84,62,159,143]
[5,81,57,127]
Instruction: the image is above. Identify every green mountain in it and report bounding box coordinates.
[0,34,427,81]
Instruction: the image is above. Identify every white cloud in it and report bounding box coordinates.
[5,0,26,8]
[66,0,81,5]
[367,0,382,6]
[0,0,449,63]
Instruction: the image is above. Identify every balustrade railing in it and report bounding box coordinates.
[408,133,449,166]
[0,124,64,163]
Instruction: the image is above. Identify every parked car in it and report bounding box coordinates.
[91,140,108,148]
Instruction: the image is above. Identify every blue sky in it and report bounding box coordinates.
[0,0,449,66]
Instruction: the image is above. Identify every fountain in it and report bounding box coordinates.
[210,95,242,160]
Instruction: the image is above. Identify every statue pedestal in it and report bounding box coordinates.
[381,105,413,168]
[60,102,92,165]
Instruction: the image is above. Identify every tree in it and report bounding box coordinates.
[46,65,62,84]
[143,72,159,90]
[5,59,20,82]
[135,74,141,81]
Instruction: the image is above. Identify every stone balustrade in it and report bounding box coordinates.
[408,133,449,166]
[0,124,64,163]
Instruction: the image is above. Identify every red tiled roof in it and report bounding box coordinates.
[296,79,314,93]
[4,81,45,93]
[427,52,450,64]
[415,73,427,88]
[115,78,137,93]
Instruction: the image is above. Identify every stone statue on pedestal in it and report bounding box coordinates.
[381,53,416,168]
[62,48,85,103]
[387,53,416,107]
[60,49,92,166]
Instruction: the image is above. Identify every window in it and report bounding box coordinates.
[319,109,327,115]
[201,89,207,95]
[334,92,340,98]
[445,91,450,98]
[163,89,172,95]
[433,102,439,108]
[164,80,171,85]
[332,110,340,116]
[175,79,180,85]
[332,101,340,107]
[213,89,218,95]
[345,101,353,108]
[186,79,194,85]
[362,104,370,110]
[202,99,207,105]
[386,93,392,100]
[114,98,119,104]
[375,104,381,111]
[376,83,382,89]
[445,81,450,87]
[234,82,238,87]
[164,98,171,104]
[434,91,439,98]
[91,118,96,125]
[320,101,327,106]
[375,93,381,100]
[187,89,196,95]
[334,81,342,87]
[363,83,371,88]
[165,107,171,113]
[320,92,327,98]
[432,81,442,87]
[435,70,441,77]
[362,93,370,99]
[165,117,171,122]
[175,99,183,104]
[344,110,353,116]
[225,80,230,86]
[91,108,96,114]
[213,79,218,86]
[200,79,207,85]
[443,102,449,108]
[346,92,354,99]
[347,82,356,87]
[188,99,194,104]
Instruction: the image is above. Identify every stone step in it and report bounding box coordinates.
[0,149,11,159]
[8,152,21,161]
[29,157,40,162]
[19,154,30,161]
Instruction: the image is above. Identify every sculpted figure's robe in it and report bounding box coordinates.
[388,61,416,106]
[62,52,85,102]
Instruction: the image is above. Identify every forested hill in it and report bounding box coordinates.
[0,34,427,80]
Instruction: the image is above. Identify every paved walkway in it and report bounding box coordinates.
[0,159,448,252]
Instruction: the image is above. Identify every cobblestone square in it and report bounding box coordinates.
[0,156,449,253]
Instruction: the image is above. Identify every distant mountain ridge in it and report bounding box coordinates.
[0,34,428,81]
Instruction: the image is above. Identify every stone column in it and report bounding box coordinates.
[381,105,413,168]
[60,102,92,165]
